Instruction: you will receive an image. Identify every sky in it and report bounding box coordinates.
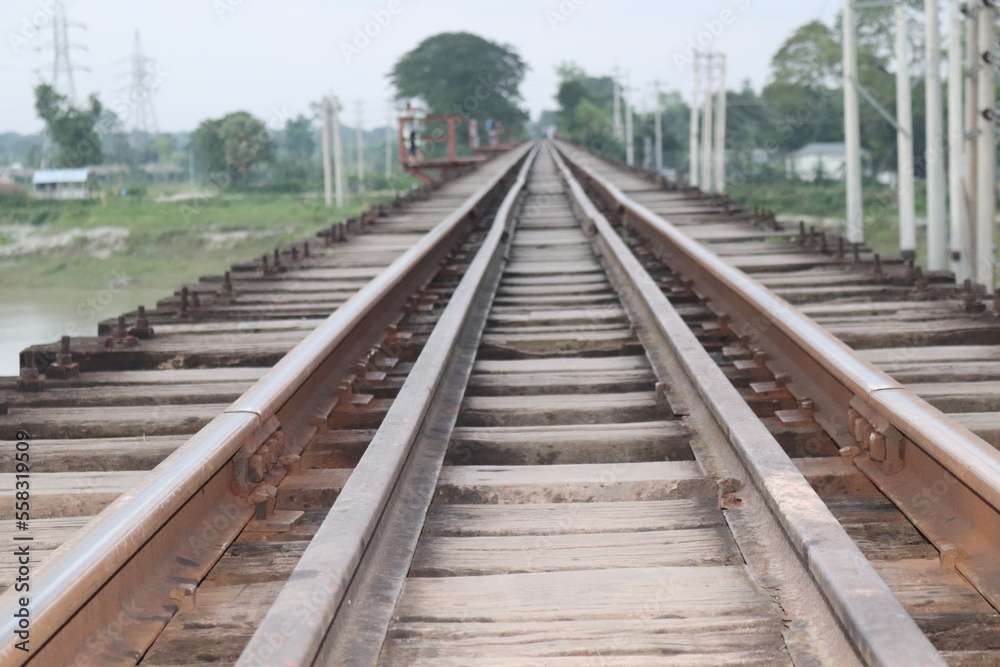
[0,0,841,135]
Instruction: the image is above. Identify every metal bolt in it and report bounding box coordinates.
[223,271,233,295]
[797,399,815,417]
[178,287,190,319]
[58,335,72,364]
[303,242,310,258]
[873,253,883,276]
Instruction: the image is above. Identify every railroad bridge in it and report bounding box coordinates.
[3,141,1000,665]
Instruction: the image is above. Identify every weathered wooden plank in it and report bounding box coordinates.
[0,471,145,518]
[0,403,227,439]
[392,566,782,623]
[0,435,183,472]
[822,494,937,561]
[410,527,741,576]
[5,381,252,408]
[434,461,712,503]
[446,421,693,465]
[457,392,667,427]
[792,457,877,495]
[380,618,790,665]
[139,580,285,665]
[275,468,352,510]
[422,499,725,537]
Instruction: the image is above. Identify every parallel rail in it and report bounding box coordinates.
[555,141,1000,611]
[2,138,998,664]
[0,143,533,666]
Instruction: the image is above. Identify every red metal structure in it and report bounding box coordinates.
[398,114,485,183]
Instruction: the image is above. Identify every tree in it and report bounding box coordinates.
[220,112,274,178]
[389,32,529,131]
[192,117,226,177]
[191,112,274,186]
[282,115,315,162]
[34,84,104,167]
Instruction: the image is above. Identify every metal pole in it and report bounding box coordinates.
[625,72,635,166]
[690,53,701,187]
[701,55,715,191]
[843,0,864,244]
[976,1,996,291]
[714,55,727,193]
[965,3,980,276]
[654,81,663,175]
[321,97,333,208]
[896,2,917,259]
[332,96,345,208]
[926,0,949,270]
[948,0,970,280]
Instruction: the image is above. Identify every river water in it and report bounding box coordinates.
[0,286,170,376]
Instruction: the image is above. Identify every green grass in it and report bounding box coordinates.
[728,180,928,262]
[0,192,385,290]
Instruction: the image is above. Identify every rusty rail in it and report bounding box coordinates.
[235,144,541,666]
[0,142,533,666]
[550,143,943,666]
[555,140,1000,613]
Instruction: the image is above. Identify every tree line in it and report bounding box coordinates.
[554,2,944,183]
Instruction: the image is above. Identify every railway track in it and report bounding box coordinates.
[2,140,1000,664]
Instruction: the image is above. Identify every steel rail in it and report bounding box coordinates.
[555,141,1000,612]
[550,144,944,666]
[235,144,540,666]
[0,143,533,666]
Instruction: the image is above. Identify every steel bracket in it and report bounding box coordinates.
[848,396,905,475]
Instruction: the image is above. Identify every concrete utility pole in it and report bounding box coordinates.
[355,101,365,194]
[625,72,635,166]
[701,55,714,192]
[948,0,970,280]
[896,2,917,260]
[714,55,727,193]
[332,96,346,208]
[926,0,949,270]
[654,80,663,175]
[321,97,333,208]
[843,0,864,244]
[613,66,623,141]
[385,99,393,178]
[690,53,701,187]
[975,1,996,291]
[965,3,980,277]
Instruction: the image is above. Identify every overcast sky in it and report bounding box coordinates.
[0,0,840,135]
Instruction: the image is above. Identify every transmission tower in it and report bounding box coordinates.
[127,30,159,135]
[42,0,86,102]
